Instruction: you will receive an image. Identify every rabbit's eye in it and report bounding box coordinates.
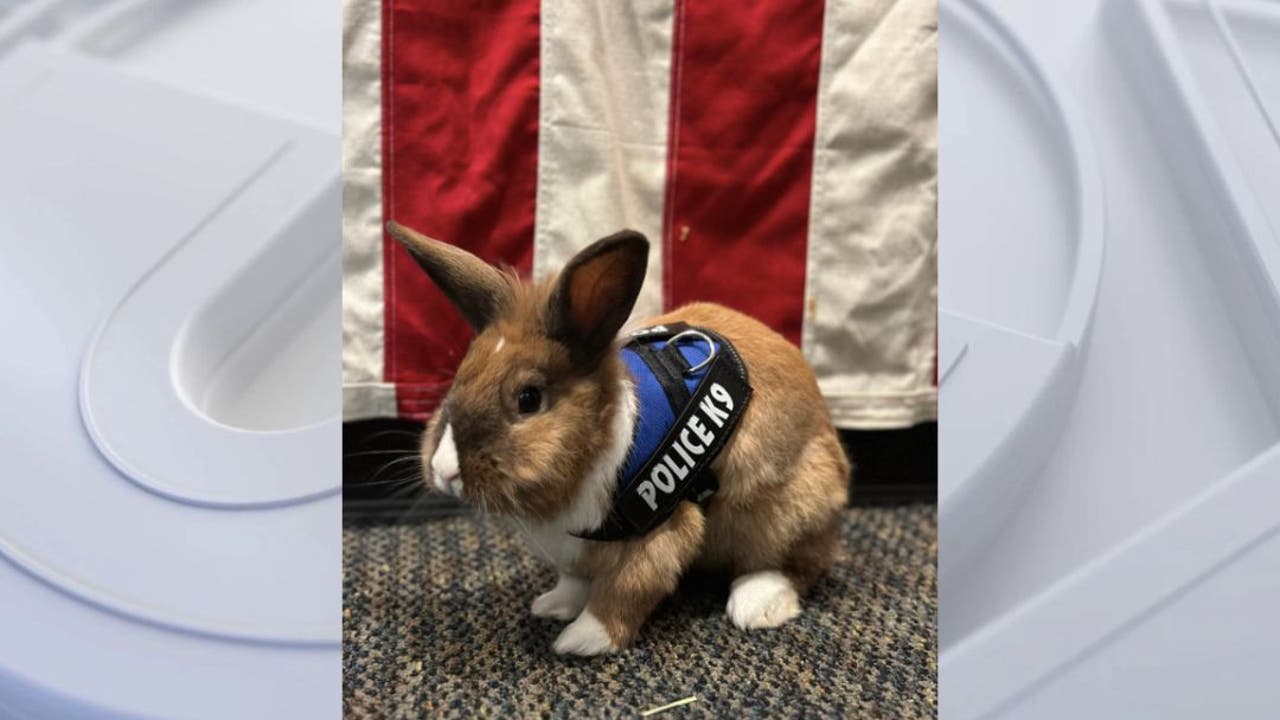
[516,386,543,415]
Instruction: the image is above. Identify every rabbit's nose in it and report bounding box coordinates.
[431,423,463,496]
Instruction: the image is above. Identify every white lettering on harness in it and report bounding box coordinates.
[698,392,730,428]
[635,382,734,511]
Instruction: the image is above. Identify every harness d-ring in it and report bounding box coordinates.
[668,329,717,375]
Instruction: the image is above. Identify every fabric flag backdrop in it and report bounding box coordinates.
[343,0,937,430]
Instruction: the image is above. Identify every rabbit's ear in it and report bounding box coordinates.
[386,221,512,331]
[548,230,649,362]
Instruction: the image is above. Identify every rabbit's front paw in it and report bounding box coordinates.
[552,610,617,656]
[531,575,589,621]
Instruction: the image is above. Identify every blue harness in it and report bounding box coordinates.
[576,322,752,541]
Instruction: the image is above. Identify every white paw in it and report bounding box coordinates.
[552,610,617,656]
[727,571,801,630]
[531,576,590,621]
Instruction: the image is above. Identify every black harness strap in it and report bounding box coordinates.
[633,343,690,411]
[574,322,752,542]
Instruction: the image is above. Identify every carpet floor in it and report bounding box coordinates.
[343,504,937,718]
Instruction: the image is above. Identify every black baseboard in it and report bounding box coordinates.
[343,419,459,523]
[840,422,938,505]
[344,418,936,523]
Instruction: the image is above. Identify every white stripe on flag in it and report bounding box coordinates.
[534,0,675,322]
[804,0,938,428]
[341,0,396,420]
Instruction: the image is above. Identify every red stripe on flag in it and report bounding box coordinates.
[662,1,824,346]
[382,0,539,420]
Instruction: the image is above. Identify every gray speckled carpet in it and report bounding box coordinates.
[343,505,936,718]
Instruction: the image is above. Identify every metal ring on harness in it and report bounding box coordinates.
[667,329,717,375]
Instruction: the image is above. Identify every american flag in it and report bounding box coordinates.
[342,0,937,430]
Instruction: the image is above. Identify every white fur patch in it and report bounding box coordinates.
[431,423,461,495]
[553,609,616,655]
[494,336,505,353]
[726,571,801,630]
[518,377,638,573]
[531,575,590,621]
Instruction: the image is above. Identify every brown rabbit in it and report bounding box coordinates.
[387,221,849,656]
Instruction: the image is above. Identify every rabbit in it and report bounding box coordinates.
[386,220,850,656]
